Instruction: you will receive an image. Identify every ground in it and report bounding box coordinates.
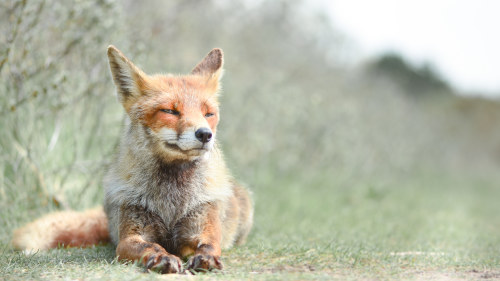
[1,168,499,280]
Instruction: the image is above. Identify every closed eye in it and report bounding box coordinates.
[205,113,214,118]
[160,109,180,116]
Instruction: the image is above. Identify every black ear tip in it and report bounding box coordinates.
[191,48,224,76]
[211,48,223,55]
[211,48,223,61]
[209,48,223,70]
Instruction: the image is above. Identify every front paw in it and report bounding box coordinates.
[188,254,223,272]
[145,253,183,274]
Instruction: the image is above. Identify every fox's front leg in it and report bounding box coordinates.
[116,205,183,274]
[180,203,224,272]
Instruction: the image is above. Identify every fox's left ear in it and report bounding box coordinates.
[192,48,224,89]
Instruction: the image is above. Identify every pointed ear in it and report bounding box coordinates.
[191,48,224,84]
[107,45,146,107]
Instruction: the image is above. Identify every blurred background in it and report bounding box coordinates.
[1,0,499,252]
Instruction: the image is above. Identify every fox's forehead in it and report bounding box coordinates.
[145,75,217,96]
[136,75,219,109]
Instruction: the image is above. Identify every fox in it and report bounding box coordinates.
[12,46,254,274]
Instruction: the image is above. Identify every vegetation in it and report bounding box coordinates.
[367,52,451,96]
[1,0,499,279]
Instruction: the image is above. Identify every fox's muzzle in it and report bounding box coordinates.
[195,128,213,143]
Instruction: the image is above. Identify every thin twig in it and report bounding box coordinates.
[0,0,27,73]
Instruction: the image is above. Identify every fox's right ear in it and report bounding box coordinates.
[192,48,224,92]
[107,45,146,109]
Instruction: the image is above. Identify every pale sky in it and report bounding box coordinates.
[326,0,500,96]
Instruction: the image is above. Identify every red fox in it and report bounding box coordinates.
[12,46,254,274]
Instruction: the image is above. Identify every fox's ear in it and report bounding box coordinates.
[192,48,224,88]
[107,45,146,108]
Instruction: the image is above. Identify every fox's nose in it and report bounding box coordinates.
[195,128,213,143]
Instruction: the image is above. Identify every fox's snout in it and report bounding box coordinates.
[195,128,213,143]
[157,126,215,156]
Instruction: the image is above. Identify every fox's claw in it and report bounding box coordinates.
[188,254,223,272]
[145,253,183,274]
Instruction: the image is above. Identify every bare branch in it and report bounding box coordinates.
[0,0,27,73]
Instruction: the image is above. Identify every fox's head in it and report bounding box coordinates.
[107,46,224,162]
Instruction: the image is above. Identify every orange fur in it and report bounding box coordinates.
[136,76,220,134]
[12,208,109,252]
[12,46,253,275]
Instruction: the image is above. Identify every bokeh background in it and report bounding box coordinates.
[1,0,499,277]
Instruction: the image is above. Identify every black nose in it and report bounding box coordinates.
[195,128,213,143]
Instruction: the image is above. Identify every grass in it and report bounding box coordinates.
[2,1,500,280]
[1,165,500,280]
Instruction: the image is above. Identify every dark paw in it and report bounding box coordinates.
[145,253,183,274]
[188,254,223,272]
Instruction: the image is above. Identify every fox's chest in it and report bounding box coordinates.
[146,181,205,227]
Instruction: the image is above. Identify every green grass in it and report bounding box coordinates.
[1,166,499,280]
[2,1,500,280]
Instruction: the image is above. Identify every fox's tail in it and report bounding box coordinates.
[12,207,110,253]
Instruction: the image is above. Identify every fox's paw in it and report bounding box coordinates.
[188,254,223,272]
[145,253,183,274]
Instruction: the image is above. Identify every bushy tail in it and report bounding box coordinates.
[12,207,110,253]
